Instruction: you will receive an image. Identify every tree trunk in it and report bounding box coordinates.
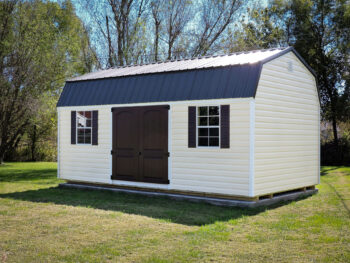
[106,16,115,67]
[331,114,338,146]
[168,40,173,60]
[154,22,159,61]
[330,95,339,146]
[31,124,37,161]
[0,143,5,165]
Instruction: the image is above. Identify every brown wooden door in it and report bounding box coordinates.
[112,105,169,184]
[112,107,139,181]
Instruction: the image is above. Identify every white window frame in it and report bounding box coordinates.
[196,105,220,148]
[76,111,92,145]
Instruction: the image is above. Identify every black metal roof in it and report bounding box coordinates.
[57,47,316,107]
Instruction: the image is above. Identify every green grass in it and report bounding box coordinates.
[0,163,349,262]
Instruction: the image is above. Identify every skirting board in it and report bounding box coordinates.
[59,183,318,208]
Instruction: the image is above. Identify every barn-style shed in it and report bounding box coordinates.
[57,47,320,203]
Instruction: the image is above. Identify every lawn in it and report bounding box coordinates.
[0,163,349,262]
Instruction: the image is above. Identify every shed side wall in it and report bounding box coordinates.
[58,98,251,197]
[254,52,320,196]
[58,107,112,184]
[170,100,250,196]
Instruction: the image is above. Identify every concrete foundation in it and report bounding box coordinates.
[59,182,318,208]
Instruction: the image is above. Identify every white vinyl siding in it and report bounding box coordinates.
[170,100,251,196]
[57,98,251,196]
[254,52,320,196]
[58,107,111,184]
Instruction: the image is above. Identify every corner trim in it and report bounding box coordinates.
[57,110,60,179]
[249,100,255,197]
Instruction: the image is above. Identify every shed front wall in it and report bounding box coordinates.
[58,98,251,197]
[254,52,320,196]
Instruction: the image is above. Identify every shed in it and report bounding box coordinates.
[57,47,320,202]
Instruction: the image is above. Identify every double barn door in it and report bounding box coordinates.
[111,105,169,184]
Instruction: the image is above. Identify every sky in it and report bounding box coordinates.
[64,0,270,66]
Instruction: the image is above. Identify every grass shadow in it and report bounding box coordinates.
[0,168,57,182]
[321,166,339,176]
[0,185,310,226]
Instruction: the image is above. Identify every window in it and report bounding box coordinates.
[197,106,220,147]
[77,111,92,144]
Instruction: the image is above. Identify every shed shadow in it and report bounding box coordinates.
[321,166,338,176]
[0,186,311,226]
[0,168,57,182]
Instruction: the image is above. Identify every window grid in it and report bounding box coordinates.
[76,111,92,145]
[196,106,220,147]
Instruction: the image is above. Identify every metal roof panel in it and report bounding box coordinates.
[57,47,317,107]
[58,64,262,107]
[68,47,289,82]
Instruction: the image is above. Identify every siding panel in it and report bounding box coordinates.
[170,101,250,196]
[58,108,112,182]
[58,98,251,196]
[254,52,320,196]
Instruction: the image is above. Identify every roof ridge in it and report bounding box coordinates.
[68,46,291,82]
[106,46,290,70]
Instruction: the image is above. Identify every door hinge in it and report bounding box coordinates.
[167,152,170,157]
[111,150,114,155]
[165,105,170,110]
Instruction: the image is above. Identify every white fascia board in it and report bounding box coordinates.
[56,97,254,111]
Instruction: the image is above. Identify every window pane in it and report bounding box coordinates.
[198,107,208,116]
[209,137,219,146]
[198,117,208,126]
[209,106,219,116]
[198,137,208,146]
[85,129,91,144]
[209,117,219,126]
[77,129,85,143]
[77,129,84,136]
[84,111,91,118]
[209,128,219,136]
[86,119,92,127]
[77,112,88,127]
[198,128,208,136]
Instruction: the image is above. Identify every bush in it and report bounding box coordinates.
[4,141,57,162]
[321,136,350,166]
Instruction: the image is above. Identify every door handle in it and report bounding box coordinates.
[139,152,142,156]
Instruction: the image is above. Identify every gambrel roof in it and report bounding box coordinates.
[57,47,316,107]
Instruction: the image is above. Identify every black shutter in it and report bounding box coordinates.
[71,111,76,144]
[188,106,196,148]
[92,110,98,145]
[220,105,230,148]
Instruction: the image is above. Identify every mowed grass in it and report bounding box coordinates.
[0,163,349,262]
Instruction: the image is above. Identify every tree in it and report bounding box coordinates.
[151,0,162,61]
[163,0,193,60]
[226,4,286,52]
[192,0,242,56]
[0,0,97,164]
[286,0,349,146]
[26,92,58,161]
[106,0,149,66]
[228,0,350,146]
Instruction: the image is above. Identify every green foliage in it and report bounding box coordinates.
[229,4,286,52]
[0,0,98,163]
